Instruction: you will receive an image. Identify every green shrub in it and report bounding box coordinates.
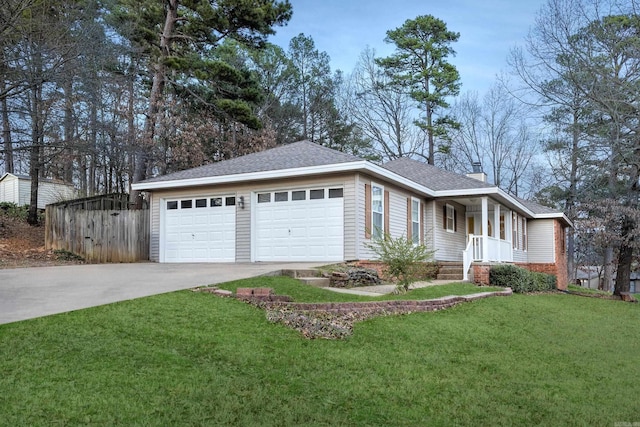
[0,202,28,221]
[489,264,556,293]
[366,234,436,293]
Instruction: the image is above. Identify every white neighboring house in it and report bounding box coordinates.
[0,173,76,209]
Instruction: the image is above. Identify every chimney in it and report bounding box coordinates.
[467,161,487,182]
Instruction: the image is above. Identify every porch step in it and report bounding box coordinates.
[281,269,322,279]
[282,269,330,288]
[437,263,464,281]
[298,277,331,287]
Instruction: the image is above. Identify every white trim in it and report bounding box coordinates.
[132,161,437,197]
[371,181,384,240]
[445,203,455,233]
[411,197,421,245]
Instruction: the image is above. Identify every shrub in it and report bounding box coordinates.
[366,234,436,293]
[489,264,556,293]
[0,202,28,221]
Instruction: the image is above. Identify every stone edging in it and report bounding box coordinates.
[244,288,513,314]
[200,287,512,339]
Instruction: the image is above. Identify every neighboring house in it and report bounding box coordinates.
[575,266,602,289]
[132,140,571,289]
[0,173,76,209]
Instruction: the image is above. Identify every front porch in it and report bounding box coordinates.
[455,196,522,281]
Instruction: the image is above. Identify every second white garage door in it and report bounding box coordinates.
[255,187,344,262]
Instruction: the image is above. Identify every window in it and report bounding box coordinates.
[195,198,207,208]
[372,184,384,239]
[499,214,506,240]
[225,196,236,206]
[257,193,271,203]
[522,217,527,251]
[275,191,288,202]
[310,189,324,199]
[181,200,192,209]
[329,188,343,198]
[292,190,306,201]
[411,198,420,245]
[512,213,518,249]
[167,201,178,210]
[211,197,223,207]
[445,204,455,232]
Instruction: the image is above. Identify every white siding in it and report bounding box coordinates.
[354,173,427,260]
[343,178,357,260]
[424,200,436,252]
[388,191,407,237]
[0,174,75,208]
[150,193,160,261]
[0,174,19,204]
[433,201,466,261]
[37,181,76,208]
[527,219,555,263]
[18,179,30,206]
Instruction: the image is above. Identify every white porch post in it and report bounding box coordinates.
[494,204,500,239]
[481,196,489,262]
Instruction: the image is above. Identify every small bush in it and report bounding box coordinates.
[489,264,556,293]
[366,234,436,293]
[53,249,84,261]
[0,202,28,221]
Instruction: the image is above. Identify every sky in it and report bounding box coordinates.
[268,0,548,95]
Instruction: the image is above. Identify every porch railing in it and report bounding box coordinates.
[462,234,513,281]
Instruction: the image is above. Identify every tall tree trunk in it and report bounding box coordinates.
[28,81,43,225]
[1,88,12,174]
[130,0,178,208]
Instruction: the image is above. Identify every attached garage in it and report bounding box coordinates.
[162,195,236,262]
[254,187,344,262]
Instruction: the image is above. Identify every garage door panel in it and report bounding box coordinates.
[163,197,235,263]
[255,189,343,262]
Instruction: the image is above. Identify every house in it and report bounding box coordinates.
[0,173,76,209]
[131,140,571,289]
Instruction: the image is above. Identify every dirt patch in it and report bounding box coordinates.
[0,211,84,269]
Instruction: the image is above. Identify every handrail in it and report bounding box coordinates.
[462,234,475,281]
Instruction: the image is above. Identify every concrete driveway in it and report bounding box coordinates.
[0,262,321,325]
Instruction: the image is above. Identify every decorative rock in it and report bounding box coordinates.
[330,267,381,288]
[213,289,233,297]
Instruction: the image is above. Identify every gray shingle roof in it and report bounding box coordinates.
[140,140,364,184]
[513,196,562,215]
[382,157,494,191]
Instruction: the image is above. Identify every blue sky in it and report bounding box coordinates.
[269,0,547,95]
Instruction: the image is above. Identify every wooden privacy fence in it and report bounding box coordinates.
[45,207,149,263]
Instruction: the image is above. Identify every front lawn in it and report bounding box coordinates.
[0,278,638,426]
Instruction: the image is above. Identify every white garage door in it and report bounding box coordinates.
[163,196,236,262]
[255,187,344,262]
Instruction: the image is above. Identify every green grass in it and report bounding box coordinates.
[0,278,638,426]
[567,284,612,295]
[217,275,504,302]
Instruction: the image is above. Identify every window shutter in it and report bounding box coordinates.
[420,202,424,244]
[442,205,447,229]
[365,184,371,239]
[454,208,457,232]
[384,190,390,237]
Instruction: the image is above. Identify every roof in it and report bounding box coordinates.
[0,172,74,186]
[140,140,363,184]
[513,196,561,215]
[383,157,494,191]
[132,141,569,224]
